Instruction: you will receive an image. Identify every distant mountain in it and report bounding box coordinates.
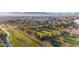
[0,12,79,16]
[0,12,79,22]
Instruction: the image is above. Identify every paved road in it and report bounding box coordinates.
[0,26,12,47]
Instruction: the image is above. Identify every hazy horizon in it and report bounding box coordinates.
[0,12,79,16]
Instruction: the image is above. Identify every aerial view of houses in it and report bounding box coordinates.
[0,12,79,47]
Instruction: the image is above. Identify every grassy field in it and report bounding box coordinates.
[0,24,52,47]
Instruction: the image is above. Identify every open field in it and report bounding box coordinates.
[0,24,52,47]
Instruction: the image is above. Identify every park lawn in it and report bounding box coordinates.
[8,29,46,47]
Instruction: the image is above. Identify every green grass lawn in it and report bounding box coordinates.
[0,39,3,47]
[8,30,43,47]
[5,25,51,47]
